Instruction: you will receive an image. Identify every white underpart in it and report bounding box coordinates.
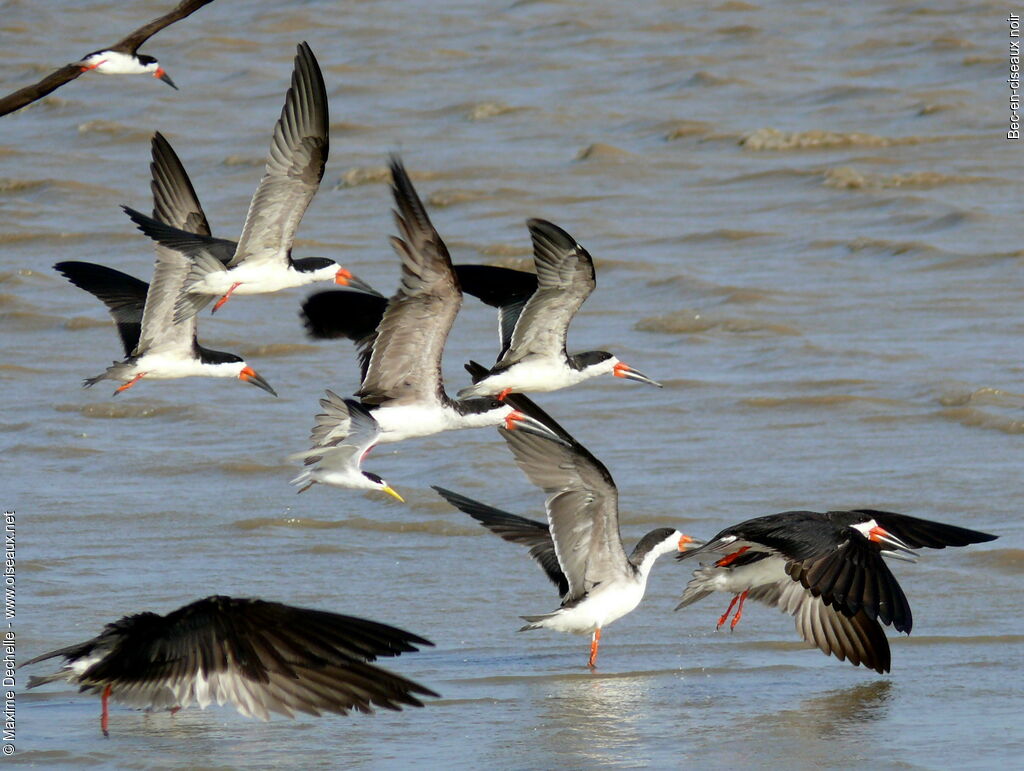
[370,402,512,443]
[190,261,339,295]
[531,580,647,635]
[698,555,788,595]
[290,462,378,492]
[461,355,619,397]
[118,356,247,381]
[79,51,157,75]
[528,531,681,635]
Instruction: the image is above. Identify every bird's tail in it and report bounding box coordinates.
[26,672,67,689]
[518,613,557,631]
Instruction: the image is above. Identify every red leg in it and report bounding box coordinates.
[716,594,740,630]
[212,282,242,313]
[497,387,512,401]
[729,590,749,631]
[170,706,181,716]
[715,546,751,568]
[114,372,146,394]
[101,685,111,737]
[587,628,602,668]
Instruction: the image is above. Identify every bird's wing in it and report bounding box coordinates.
[230,42,327,269]
[497,423,629,603]
[684,512,915,634]
[848,510,998,549]
[748,579,892,674]
[122,206,237,263]
[136,132,214,354]
[742,513,915,634]
[296,394,379,468]
[300,290,388,384]
[0,65,83,117]
[357,158,460,407]
[54,262,146,356]
[113,0,217,54]
[454,264,537,359]
[496,219,596,367]
[74,596,437,720]
[149,131,211,237]
[433,486,568,597]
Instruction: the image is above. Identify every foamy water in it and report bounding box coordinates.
[2,0,1022,767]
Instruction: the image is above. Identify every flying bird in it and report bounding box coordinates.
[456,219,661,400]
[22,595,438,734]
[123,42,371,318]
[675,509,997,673]
[436,415,700,669]
[294,157,557,491]
[53,132,275,396]
[0,0,215,116]
[289,391,404,502]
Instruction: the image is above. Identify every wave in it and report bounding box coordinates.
[637,311,801,336]
[53,402,191,419]
[741,127,943,151]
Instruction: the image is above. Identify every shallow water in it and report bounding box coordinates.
[2,0,1022,767]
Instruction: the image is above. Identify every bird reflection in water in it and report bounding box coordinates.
[536,673,655,766]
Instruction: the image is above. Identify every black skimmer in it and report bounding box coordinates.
[675,510,997,673]
[0,0,215,116]
[77,50,177,90]
[289,391,404,501]
[53,134,275,396]
[122,43,371,319]
[21,595,438,734]
[436,416,700,669]
[456,219,661,399]
[295,157,557,480]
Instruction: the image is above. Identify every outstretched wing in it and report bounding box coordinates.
[54,262,146,356]
[357,158,460,407]
[454,264,537,360]
[73,595,437,720]
[230,42,328,269]
[300,290,388,383]
[433,486,568,597]
[113,0,217,54]
[496,220,596,368]
[498,419,628,603]
[136,132,208,354]
[749,578,892,674]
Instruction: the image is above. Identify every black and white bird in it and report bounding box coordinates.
[53,133,275,397]
[456,219,661,400]
[122,43,371,319]
[77,50,177,89]
[0,0,216,116]
[435,416,700,669]
[675,509,997,673]
[295,157,557,488]
[289,391,404,501]
[22,595,438,734]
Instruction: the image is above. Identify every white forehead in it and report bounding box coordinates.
[850,518,878,536]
